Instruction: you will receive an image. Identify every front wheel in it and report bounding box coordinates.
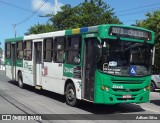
[65,83,77,106]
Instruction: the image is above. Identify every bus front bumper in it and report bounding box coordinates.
[94,90,149,104]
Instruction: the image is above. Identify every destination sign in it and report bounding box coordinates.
[109,26,152,40]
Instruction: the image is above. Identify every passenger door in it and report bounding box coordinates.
[33,42,42,86]
[83,37,100,101]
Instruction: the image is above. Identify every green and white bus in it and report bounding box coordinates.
[5,24,155,106]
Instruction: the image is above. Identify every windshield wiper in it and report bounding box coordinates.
[123,43,143,52]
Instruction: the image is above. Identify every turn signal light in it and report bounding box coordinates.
[101,86,105,90]
[145,86,150,91]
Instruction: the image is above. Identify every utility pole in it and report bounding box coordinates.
[12,24,17,38]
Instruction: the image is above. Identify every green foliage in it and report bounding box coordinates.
[27,0,122,33]
[50,0,122,30]
[136,10,160,67]
[136,11,160,44]
[27,23,56,34]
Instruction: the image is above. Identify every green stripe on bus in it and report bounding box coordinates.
[5,37,23,42]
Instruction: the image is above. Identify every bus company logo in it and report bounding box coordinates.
[112,85,123,89]
[64,67,73,74]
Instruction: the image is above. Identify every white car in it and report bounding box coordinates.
[151,75,160,91]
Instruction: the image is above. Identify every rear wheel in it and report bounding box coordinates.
[18,72,24,88]
[65,83,77,106]
[150,81,156,92]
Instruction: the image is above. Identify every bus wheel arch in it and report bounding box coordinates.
[18,71,24,88]
[64,79,77,106]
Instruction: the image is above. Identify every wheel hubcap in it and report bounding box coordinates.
[67,89,75,100]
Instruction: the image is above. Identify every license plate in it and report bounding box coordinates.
[123,95,132,98]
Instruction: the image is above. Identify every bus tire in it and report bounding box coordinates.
[65,83,77,106]
[18,72,24,88]
[150,81,155,92]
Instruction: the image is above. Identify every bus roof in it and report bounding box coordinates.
[5,24,154,42]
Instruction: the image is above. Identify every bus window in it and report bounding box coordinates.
[16,42,23,59]
[5,43,11,58]
[43,38,53,62]
[66,35,81,64]
[53,37,65,63]
[24,41,32,60]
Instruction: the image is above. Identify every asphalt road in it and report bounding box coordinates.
[0,70,160,123]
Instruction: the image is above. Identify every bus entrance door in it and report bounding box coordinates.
[11,43,16,80]
[34,42,42,88]
[83,38,98,101]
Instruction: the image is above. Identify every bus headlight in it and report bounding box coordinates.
[105,87,109,91]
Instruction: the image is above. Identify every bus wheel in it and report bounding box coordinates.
[150,81,155,92]
[65,83,77,106]
[18,72,24,88]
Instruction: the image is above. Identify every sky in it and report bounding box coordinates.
[0,0,160,50]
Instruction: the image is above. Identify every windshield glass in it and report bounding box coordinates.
[97,39,153,76]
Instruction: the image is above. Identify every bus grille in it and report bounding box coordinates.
[111,79,144,84]
[117,98,135,101]
[112,88,141,92]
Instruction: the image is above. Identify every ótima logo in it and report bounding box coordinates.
[130,66,136,76]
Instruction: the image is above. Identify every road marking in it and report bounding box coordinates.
[143,107,160,113]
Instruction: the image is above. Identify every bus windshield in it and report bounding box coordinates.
[97,39,153,76]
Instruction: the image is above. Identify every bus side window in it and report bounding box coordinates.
[66,35,81,64]
[43,38,53,62]
[53,37,65,63]
[16,41,23,59]
[5,43,11,58]
[24,41,32,60]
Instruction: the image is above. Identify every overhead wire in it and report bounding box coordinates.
[15,0,49,26]
[117,7,160,17]
[114,2,160,23]
[1,0,160,25]
[115,2,160,14]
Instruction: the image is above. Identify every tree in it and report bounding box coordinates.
[27,23,56,34]
[50,0,122,30]
[136,11,160,44]
[136,10,160,67]
[27,0,122,33]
